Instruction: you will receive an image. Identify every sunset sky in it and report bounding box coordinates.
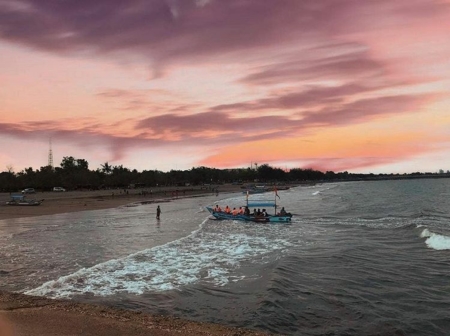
[1,0,450,174]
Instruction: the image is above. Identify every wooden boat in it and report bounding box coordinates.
[207,190,292,223]
[6,195,43,206]
[242,185,269,195]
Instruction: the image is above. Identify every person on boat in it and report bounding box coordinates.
[253,209,257,216]
[156,205,161,219]
[224,206,231,214]
[244,206,250,216]
[232,207,239,216]
[280,207,287,215]
[257,208,261,216]
[238,207,244,215]
[214,205,221,212]
[262,209,268,217]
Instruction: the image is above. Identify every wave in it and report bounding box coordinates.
[25,218,292,299]
[420,229,450,250]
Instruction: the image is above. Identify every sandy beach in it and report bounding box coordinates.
[0,290,269,336]
[0,184,273,336]
[0,185,239,221]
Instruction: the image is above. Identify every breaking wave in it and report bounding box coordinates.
[420,229,450,250]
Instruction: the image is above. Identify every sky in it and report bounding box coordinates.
[1,0,450,174]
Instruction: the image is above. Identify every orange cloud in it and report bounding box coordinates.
[200,125,440,172]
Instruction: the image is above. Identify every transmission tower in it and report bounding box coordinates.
[48,138,54,169]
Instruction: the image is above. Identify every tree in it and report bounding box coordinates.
[100,162,112,175]
[76,159,89,170]
[60,156,77,171]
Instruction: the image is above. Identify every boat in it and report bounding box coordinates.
[6,195,43,206]
[242,185,269,195]
[207,190,292,223]
[242,185,290,195]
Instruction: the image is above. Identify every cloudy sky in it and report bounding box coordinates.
[1,0,449,173]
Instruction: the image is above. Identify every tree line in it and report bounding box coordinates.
[0,156,448,192]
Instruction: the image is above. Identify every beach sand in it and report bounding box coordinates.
[0,185,233,221]
[0,185,273,335]
[0,291,269,336]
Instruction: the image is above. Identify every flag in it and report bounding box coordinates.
[275,187,280,199]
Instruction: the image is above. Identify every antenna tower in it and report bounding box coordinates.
[48,138,54,169]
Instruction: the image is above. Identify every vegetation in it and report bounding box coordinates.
[0,157,449,192]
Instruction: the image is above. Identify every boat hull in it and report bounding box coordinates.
[6,201,42,206]
[206,207,291,223]
[6,194,43,206]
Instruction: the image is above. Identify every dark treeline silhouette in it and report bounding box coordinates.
[0,156,449,192]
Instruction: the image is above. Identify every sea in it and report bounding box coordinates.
[1,178,450,336]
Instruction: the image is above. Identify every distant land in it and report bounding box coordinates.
[1,157,449,193]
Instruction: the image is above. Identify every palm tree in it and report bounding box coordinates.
[101,162,112,175]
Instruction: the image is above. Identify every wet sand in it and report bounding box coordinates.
[0,185,274,335]
[0,291,269,336]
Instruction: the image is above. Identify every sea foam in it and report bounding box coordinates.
[420,229,450,250]
[25,218,292,299]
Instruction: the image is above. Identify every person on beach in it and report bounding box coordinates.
[156,205,161,219]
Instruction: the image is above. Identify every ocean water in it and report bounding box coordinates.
[1,179,450,335]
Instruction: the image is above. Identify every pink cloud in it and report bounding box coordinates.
[212,83,385,112]
[240,48,387,86]
[1,0,447,71]
[0,89,437,166]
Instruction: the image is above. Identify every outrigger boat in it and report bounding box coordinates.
[6,195,43,206]
[206,191,292,223]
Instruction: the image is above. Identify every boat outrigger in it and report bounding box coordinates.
[6,195,43,206]
[206,190,292,223]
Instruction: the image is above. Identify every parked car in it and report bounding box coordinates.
[22,188,36,194]
[53,187,66,192]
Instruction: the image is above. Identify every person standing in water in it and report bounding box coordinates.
[156,205,161,219]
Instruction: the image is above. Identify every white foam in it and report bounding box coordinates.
[25,218,292,299]
[420,229,450,250]
[312,191,320,195]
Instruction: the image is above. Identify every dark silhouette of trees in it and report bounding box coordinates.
[1,157,448,193]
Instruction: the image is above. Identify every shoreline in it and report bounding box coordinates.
[0,185,240,221]
[0,184,275,335]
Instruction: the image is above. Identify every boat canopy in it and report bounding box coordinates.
[10,195,25,200]
[247,202,276,207]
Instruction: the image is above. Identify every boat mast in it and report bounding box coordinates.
[274,188,277,215]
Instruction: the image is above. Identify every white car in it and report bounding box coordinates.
[53,187,66,192]
[22,188,36,194]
